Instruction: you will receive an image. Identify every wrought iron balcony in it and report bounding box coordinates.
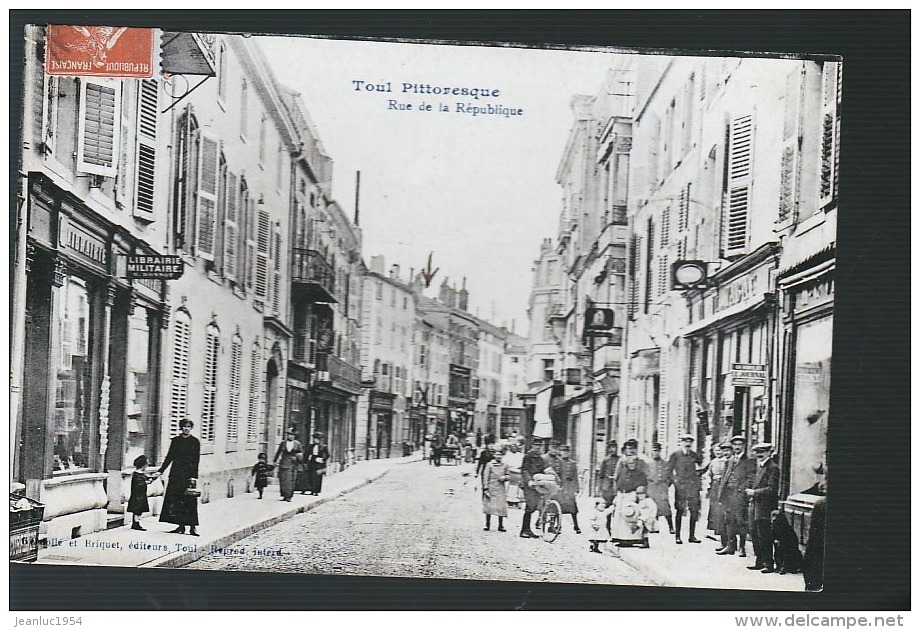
[291,248,337,303]
[316,354,362,394]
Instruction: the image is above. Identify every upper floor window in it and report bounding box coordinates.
[239,78,248,139]
[217,43,227,101]
[77,78,121,178]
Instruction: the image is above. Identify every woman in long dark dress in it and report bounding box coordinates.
[305,431,331,496]
[158,419,201,536]
[274,427,303,501]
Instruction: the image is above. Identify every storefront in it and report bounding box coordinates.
[367,390,395,459]
[18,174,167,538]
[681,245,779,449]
[777,252,833,497]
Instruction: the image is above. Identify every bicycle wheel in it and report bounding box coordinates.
[541,499,562,543]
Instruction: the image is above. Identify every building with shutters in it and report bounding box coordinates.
[356,256,417,459]
[284,89,364,470]
[12,25,214,538]
[161,33,300,502]
[623,54,835,469]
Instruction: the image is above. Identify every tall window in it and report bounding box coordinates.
[169,309,191,436]
[239,79,248,139]
[254,207,272,301]
[258,114,267,164]
[216,43,227,101]
[195,132,220,260]
[134,78,158,220]
[247,342,261,443]
[200,324,220,442]
[224,171,239,280]
[724,114,754,257]
[819,61,841,209]
[77,78,120,177]
[173,108,199,251]
[779,68,802,223]
[227,334,242,443]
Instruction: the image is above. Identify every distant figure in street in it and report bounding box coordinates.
[597,441,619,535]
[475,443,494,477]
[717,435,756,557]
[519,443,547,538]
[555,444,581,534]
[745,443,781,573]
[475,429,483,447]
[127,454,157,531]
[705,442,731,543]
[503,442,524,506]
[647,443,674,535]
[305,432,330,496]
[666,433,704,544]
[158,418,201,536]
[249,453,274,499]
[273,427,303,502]
[429,431,443,466]
[481,449,509,531]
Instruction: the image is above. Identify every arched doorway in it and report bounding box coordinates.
[263,358,279,455]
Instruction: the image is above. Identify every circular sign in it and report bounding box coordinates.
[674,262,705,286]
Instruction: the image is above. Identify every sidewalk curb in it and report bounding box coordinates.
[143,463,401,569]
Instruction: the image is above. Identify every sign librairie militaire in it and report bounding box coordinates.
[124,255,184,280]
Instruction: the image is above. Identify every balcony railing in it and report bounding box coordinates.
[291,248,336,303]
[319,354,362,393]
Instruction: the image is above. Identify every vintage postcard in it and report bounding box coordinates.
[11,21,835,593]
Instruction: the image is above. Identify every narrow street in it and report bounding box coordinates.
[188,460,653,586]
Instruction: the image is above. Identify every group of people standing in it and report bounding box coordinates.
[272,428,331,501]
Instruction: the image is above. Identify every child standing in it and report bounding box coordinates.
[250,453,274,499]
[588,499,612,553]
[127,455,157,531]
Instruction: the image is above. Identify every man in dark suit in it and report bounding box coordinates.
[666,433,703,544]
[519,443,547,538]
[597,441,619,535]
[717,435,756,556]
[746,442,781,573]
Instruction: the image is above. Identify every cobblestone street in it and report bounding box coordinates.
[189,460,653,586]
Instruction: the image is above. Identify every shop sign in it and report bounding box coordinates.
[125,255,184,280]
[62,222,107,270]
[715,264,771,314]
[731,363,767,386]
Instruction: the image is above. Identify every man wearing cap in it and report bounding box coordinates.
[746,443,781,573]
[647,443,674,535]
[597,441,619,535]
[519,442,547,538]
[666,434,704,544]
[717,435,756,556]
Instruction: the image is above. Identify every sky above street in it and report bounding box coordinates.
[256,35,619,336]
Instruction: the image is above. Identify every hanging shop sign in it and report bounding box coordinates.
[731,363,767,387]
[124,255,184,280]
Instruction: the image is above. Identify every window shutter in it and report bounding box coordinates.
[777,69,801,223]
[169,311,191,436]
[227,336,242,442]
[195,132,220,260]
[627,234,639,319]
[255,208,271,299]
[201,326,220,442]
[245,194,257,291]
[661,206,671,248]
[40,75,59,154]
[658,254,669,297]
[224,172,239,280]
[647,115,660,190]
[272,226,282,314]
[819,62,841,208]
[247,343,261,443]
[678,183,691,232]
[723,114,753,257]
[133,78,159,221]
[77,79,120,177]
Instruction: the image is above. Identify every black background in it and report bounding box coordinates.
[9,10,910,611]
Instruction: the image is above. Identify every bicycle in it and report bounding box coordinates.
[532,478,564,543]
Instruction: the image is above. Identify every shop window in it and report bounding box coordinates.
[53,277,94,473]
[790,316,832,492]
[125,305,154,467]
[227,335,242,442]
[77,78,120,177]
[169,309,191,436]
[200,324,220,443]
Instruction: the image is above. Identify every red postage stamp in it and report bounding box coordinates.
[45,25,155,78]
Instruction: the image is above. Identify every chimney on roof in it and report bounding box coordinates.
[458,276,469,311]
